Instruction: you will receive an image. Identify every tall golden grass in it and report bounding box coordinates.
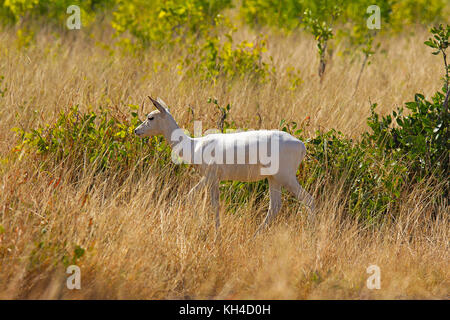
[0,24,448,299]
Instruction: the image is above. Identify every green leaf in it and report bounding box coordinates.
[74,245,85,260]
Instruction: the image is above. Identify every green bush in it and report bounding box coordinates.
[112,0,232,48]
[240,0,304,30]
[13,105,176,176]
[365,24,449,180]
[365,91,448,180]
[239,0,448,31]
[113,3,273,82]
[182,26,273,82]
[0,0,114,25]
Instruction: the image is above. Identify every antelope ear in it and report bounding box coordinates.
[156,97,170,113]
[148,96,168,114]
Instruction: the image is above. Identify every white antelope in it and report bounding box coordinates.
[135,96,315,233]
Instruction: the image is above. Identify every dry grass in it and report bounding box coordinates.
[0,24,448,299]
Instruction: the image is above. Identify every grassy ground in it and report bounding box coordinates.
[0,25,448,299]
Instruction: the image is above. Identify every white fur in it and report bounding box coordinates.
[135,97,315,232]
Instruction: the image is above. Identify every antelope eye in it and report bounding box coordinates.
[148,116,154,121]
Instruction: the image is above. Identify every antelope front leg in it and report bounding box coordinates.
[209,179,220,230]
